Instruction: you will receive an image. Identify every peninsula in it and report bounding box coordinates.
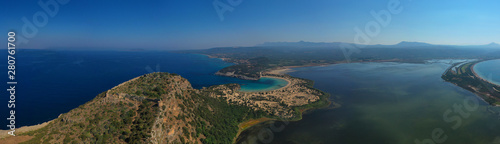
[2,72,329,143]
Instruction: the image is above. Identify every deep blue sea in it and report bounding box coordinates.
[0,49,285,129]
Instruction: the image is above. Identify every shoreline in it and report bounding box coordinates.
[0,119,54,139]
[238,76,292,92]
[471,63,500,88]
[0,75,148,142]
[264,59,412,76]
[4,58,459,143]
[442,60,500,106]
[7,58,405,143]
[470,63,500,106]
[233,95,334,144]
[199,54,231,62]
[233,70,333,143]
[232,117,275,143]
[264,76,292,90]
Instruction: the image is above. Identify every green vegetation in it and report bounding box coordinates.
[183,45,500,79]
[127,100,158,143]
[442,61,500,104]
[21,90,159,144]
[218,57,273,79]
[19,73,277,144]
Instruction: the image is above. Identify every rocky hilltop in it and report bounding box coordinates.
[214,57,272,80]
[10,72,328,144]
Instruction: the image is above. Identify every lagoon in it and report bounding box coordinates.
[237,62,500,144]
[0,50,290,129]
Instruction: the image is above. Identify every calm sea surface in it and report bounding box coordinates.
[237,62,500,144]
[0,49,286,129]
[240,77,288,92]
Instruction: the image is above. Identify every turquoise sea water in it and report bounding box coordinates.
[474,59,500,86]
[0,49,287,129]
[240,77,288,92]
[237,62,500,144]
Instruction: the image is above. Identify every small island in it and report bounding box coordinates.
[442,60,500,105]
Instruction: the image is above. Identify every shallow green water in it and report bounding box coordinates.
[237,62,500,144]
[240,77,289,92]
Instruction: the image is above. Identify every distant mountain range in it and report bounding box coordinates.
[257,41,500,49]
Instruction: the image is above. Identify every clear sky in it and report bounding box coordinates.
[2,0,499,50]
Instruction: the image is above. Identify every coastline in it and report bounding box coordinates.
[0,119,54,140]
[471,63,500,88]
[471,63,500,105]
[233,94,334,144]
[265,63,333,75]
[0,75,147,142]
[199,54,231,62]
[264,59,410,76]
[232,117,275,143]
[243,76,292,92]
[266,67,294,75]
[442,60,500,106]
[232,69,333,143]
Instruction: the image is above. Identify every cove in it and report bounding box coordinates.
[473,59,500,86]
[239,77,289,92]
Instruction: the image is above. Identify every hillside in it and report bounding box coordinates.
[182,41,500,80]
[442,60,500,105]
[9,72,328,144]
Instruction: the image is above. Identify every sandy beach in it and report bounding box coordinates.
[471,63,500,87]
[0,120,53,143]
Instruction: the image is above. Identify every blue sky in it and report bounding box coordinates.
[2,0,499,49]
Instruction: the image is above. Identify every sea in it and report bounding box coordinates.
[3,49,500,144]
[474,59,500,86]
[0,49,286,129]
